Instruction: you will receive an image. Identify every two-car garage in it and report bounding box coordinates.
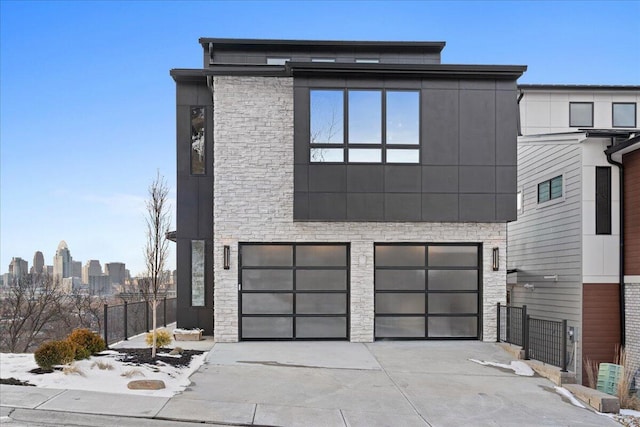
[238,243,482,341]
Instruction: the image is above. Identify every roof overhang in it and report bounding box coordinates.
[605,134,640,162]
[518,84,640,91]
[171,63,527,82]
[198,38,447,54]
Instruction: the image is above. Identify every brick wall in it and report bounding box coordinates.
[212,76,508,343]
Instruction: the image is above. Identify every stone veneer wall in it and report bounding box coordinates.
[212,76,507,343]
[625,282,640,374]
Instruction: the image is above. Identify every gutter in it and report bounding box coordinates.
[605,143,625,346]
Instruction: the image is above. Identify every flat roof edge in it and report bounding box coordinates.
[198,37,447,51]
[519,84,640,90]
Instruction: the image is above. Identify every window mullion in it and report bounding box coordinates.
[382,89,387,164]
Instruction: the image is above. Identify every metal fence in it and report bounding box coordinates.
[497,303,568,371]
[103,297,176,346]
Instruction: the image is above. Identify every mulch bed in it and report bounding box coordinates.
[109,348,204,369]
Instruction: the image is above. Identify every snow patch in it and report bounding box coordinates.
[0,350,207,398]
[620,409,640,417]
[554,386,585,408]
[469,359,535,376]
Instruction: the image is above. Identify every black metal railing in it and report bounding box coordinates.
[103,297,176,346]
[497,303,567,371]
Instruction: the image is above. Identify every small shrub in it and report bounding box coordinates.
[67,328,106,359]
[91,361,114,370]
[145,328,172,348]
[62,364,85,377]
[34,340,76,371]
[121,368,145,378]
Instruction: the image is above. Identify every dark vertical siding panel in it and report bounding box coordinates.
[624,149,640,274]
[582,283,620,385]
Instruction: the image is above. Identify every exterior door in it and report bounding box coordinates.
[374,243,481,339]
[239,243,349,340]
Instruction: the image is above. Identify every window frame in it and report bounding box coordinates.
[595,166,612,235]
[309,88,421,165]
[537,174,564,206]
[190,106,206,175]
[612,102,637,128]
[569,102,594,128]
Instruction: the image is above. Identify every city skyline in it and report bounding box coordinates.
[1,1,639,274]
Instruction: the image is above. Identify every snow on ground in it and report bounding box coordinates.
[469,359,535,376]
[0,350,206,398]
[554,386,586,408]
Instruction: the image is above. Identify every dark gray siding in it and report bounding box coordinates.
[175,81,214,333]
[294,78,519,222]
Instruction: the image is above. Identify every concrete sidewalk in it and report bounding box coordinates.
[1,340,620,426]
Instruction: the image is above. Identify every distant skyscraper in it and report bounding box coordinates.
[82,260,103,284]
[71,261,82,278]
[31,251,45,275]
[8,257,28,278]
[53,240,72,281]
[105,262,126,286]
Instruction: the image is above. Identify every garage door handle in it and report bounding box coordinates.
[238,283,241,291]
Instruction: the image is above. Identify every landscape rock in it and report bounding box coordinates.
[169,347,183,355]
[127,379,166,390]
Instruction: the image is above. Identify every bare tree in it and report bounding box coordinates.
[143,171,171,357]
[0,273,67,353]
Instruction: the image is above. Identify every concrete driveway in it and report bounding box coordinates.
[157,341,617,427]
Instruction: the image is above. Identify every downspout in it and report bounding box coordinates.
[605,143,625,346]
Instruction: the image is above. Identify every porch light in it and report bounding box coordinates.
[223,245,230,270]
[492,247,499,271]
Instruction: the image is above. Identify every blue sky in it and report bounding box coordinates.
[1,0,639,275]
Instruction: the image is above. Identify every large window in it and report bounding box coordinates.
[538,175,563,204]
[310,89,420,164]
[569,102,593,127]
[613,103,636,128]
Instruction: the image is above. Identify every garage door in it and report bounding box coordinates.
[375,243,481,339]
[239,243,349,340]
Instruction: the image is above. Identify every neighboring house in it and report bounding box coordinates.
[170,38,526,343]
[508,85,640,383]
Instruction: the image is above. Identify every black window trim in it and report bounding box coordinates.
[309,88,421,165]
[537,174,564,205]
[612,102,637,128]
[569,102,594,128]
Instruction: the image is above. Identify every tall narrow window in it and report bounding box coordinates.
[191,107,205,174]
[596,167,611,235]
[310,90,344,162]
[569,102,593,127]
[191,240,205,306]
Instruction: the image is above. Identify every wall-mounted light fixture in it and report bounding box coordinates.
[492,247,499,271]
[223,245,230,270]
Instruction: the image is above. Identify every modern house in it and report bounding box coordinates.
[508,85,640,382]
[170,38,526,342]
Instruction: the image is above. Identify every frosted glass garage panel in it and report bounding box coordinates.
[376,293,425,314]
[296,293,347,315]
[296,317,347,338]
[375,270,425,291]
[376,317,425,338]
[242,317,292,338]
[296,245,347,267]
[242,270,293,291]
[428,293,478,314]
[296,270,347,291]
[242,293,293,314]
[428,317,477,338]
[375,245,425,267]
[242,245,293,267]
[428,270,478,291]
[428,246,478,267]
